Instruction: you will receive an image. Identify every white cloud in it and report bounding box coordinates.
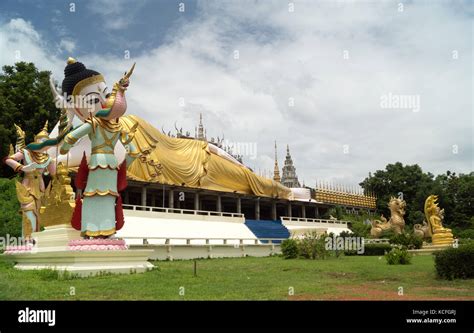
[5,18,40,40]
[59,39,76,53]
[0,18,63,77]
[0,2,472,189]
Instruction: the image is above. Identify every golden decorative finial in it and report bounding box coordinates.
[123,62,136,80]
[14,124,26,151]
[273,140,281,183]
[35,120,49,141]
[67,57,77,64]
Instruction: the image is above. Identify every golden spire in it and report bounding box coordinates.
[14,124,25,151]
[35,120,49,141]
[273,141,281,182]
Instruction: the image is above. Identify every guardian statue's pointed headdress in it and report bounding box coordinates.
[34,121,49,142]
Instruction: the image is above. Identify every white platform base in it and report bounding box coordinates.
[6,249,154,277]
[4,224,154,277]
[32,224,82,252]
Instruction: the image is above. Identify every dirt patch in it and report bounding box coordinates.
[288,284,474,300]
[413,286,471,292]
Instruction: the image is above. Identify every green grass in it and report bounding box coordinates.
[0,255,473,300]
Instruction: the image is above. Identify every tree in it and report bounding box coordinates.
[0,178,21,238]
[360,163,473,230]
[433,171,474,230]
[359,163,433,225]
[0,62,60,178]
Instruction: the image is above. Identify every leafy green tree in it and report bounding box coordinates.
[360,163,473,230]
[325,205,344,220]
[0,62,59,178]
[433,171,474,230]
[0,178,21,238]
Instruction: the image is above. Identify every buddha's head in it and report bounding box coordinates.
[61,57,109,121]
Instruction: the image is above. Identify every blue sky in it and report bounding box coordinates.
[0,0,197,57]
[0,0,472,186]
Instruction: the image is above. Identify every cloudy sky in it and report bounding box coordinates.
[0,0,472,188]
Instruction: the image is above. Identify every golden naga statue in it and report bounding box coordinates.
[413,221,430,239]
[424,195,453,245]
[370,196,406,238]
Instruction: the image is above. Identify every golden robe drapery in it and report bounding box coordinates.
[120,115,292,199]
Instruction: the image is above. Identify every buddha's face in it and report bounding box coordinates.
[69,81,109,121]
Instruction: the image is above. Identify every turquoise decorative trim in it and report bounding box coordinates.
[26,138,60,151]
[25,128,72,151]
[95,108,111,118]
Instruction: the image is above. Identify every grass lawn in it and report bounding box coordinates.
[0,255,473,300]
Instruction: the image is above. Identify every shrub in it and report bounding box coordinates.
[349,221,371,238]
[457,229,474,240]
[344,243,392,256]
[362,243,392,256]
[385,247,412,265]
[338,231,353,238]
[434,244,474,280]
[458,238,474,246]
[389,233,422,249]
[326,205,344,220]
[0,178,22,239]
[380,228,397,239]
[297,232,328,260]
[281,239,298,259]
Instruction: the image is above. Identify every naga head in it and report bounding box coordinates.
[388,196,406,216]
[424,194,441,220]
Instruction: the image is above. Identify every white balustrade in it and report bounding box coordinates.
[122,236,286,246]
[122,204,244,218]
[280,216,350,225]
